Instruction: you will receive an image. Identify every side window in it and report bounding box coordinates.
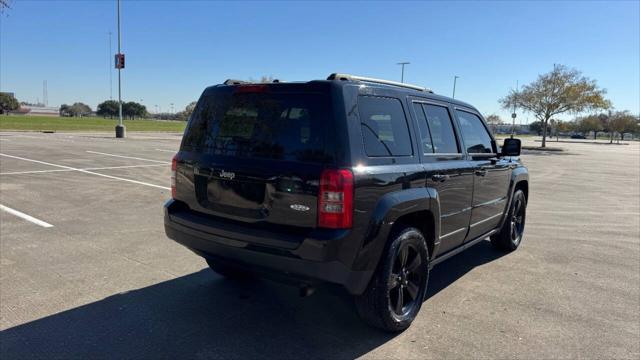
[455,110,493,154]
[423,104,459,154]
[412,102,434,154]
[359,96,412,157]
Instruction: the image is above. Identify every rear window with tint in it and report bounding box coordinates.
[358,96,412,157]
[182,90,333,163]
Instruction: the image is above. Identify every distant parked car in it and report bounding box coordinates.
[571,134,586,139]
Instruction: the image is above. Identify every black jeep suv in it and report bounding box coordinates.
[164,73,529,331]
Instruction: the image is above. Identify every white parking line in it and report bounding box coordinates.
[0,163,167,176]
[0,153,170,190]
[155,148,177,153]
[0,204,54,228]
[85,151,168,164]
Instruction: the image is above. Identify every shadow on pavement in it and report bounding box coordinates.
[1,240,504,359]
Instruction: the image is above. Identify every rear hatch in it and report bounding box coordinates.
[175,83,337,231]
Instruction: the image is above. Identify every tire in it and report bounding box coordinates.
[355,227,430,332]
[205,258,253,280]
[491,189,527,252]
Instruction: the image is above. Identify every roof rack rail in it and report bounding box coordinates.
[223,79,249,85]
[327,73,433,93]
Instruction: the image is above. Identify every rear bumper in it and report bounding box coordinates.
[163,199,372,294]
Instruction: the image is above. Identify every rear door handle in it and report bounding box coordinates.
[431,174,449,182]
[474,169,487,177]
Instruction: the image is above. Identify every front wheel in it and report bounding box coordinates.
[355,227,430,332]
[491,189,527,252]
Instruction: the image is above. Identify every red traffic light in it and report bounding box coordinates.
[115,53,125,69]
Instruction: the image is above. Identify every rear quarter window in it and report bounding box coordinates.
[358,96,412,157]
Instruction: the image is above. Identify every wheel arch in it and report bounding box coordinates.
[390,211,436,261]
[515,178,528,201]
[496,166,529,230]
[349,187,440,293]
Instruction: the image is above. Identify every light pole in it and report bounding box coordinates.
[452,75,459,99]
[108,31,113,100]
[397,62,410,83]
[115,0,125,138]
[511,80,518,138]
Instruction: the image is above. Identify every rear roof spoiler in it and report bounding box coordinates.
[223,79,282,85]
[327,73,433,93]
[223,79,249,85]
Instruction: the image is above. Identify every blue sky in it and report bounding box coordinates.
[1,1,638,122]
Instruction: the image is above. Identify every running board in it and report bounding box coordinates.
[429,229,498,268]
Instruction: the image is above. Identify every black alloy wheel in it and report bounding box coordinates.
[491,189,527,251]
[388,242,425,318]
[510,195,526,245]
[355,227,430,332]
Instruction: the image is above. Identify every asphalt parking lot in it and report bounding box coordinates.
[0,132,638,359]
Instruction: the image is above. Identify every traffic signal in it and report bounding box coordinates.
[115,53,125,69]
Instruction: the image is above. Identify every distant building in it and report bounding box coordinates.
[493,124,531,135]
[11,105,60,117]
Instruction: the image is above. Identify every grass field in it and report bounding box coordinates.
[0,115,186,132]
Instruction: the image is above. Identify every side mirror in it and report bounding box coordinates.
[501,138,521,157]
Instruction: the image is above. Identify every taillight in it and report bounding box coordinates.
[234,85,268,93]
[318,169,354,229]
[171,154,177,199]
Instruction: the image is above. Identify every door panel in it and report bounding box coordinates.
[425,160,474,254]
[409,101,473,256]
[453,109,512,240]
[466,159,511,239]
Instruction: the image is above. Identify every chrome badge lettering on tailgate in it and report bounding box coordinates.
[290,204,310,212]
[219,170,235,180]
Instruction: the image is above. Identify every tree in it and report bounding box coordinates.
[549,120,573,140]
[574,115,603,138]
[69,102,92,117]
[122,101,147,120]
[96,100,119,118]
[176,101,197,121]
[528,121,546,136]
[59,104,71,117]
[500,65,610,147]
[608,111,638,143]
[622,115,640,139]
[0,92,19,114]
[485,114,503,133]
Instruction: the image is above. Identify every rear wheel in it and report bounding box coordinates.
[205,258,253,280]
[355,227,429,332]
[491,189,527,252]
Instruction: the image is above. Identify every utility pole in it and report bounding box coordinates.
[115,0,126,138]
[511,80,518,138]
[397,62,410,83]
[43,80,48,107]
[452,75,459,99]
[109,31,113,100]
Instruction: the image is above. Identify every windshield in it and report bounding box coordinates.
[182,89,334,163]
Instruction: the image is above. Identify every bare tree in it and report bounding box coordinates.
[485,114,503,134]
[500,65,610,147]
